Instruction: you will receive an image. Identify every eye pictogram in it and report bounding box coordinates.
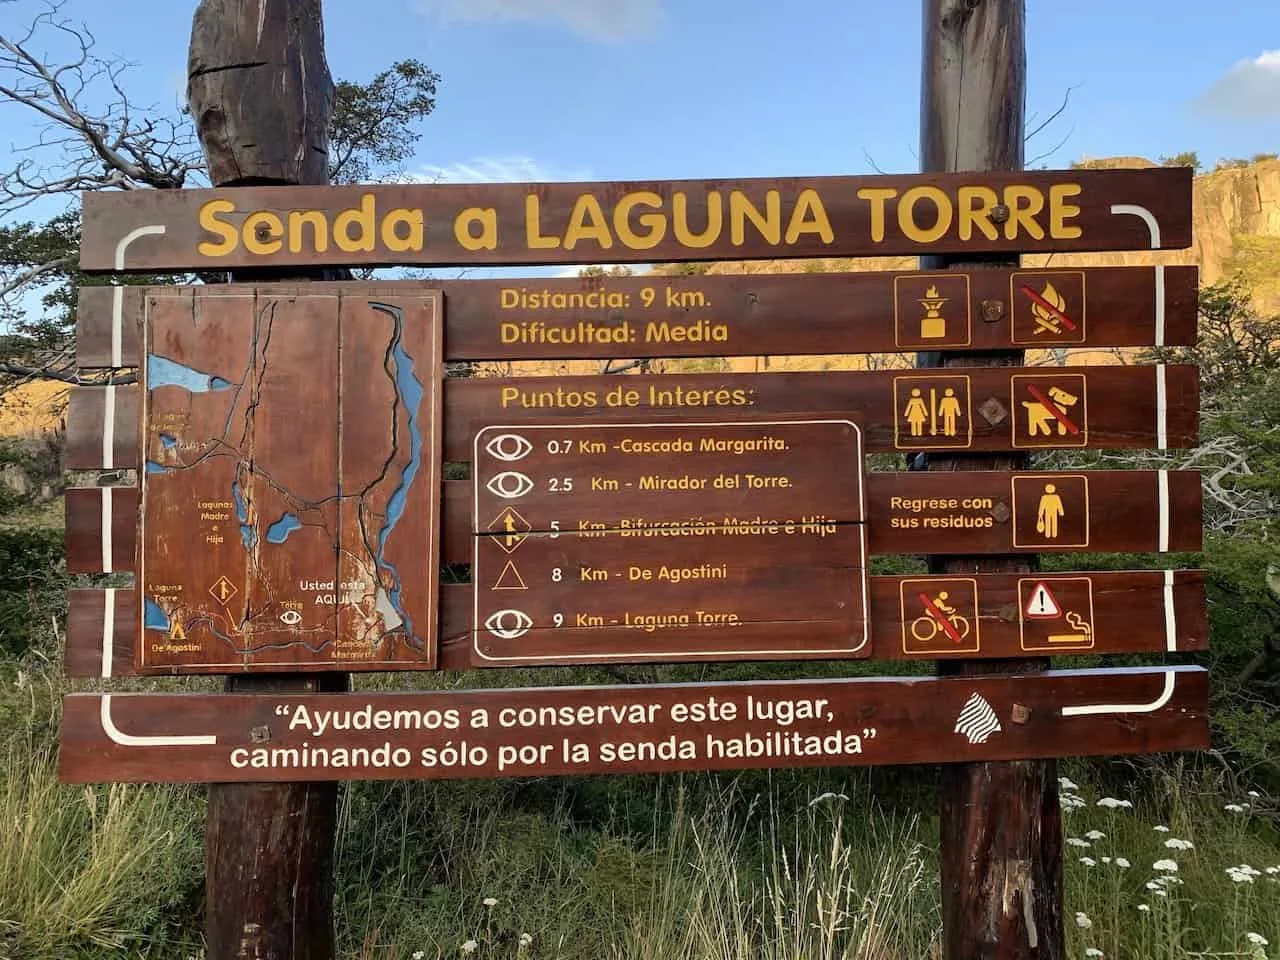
[485,433,533,462]
[279,609,303,626]
[486,471,534,499]
[484,608,532,640]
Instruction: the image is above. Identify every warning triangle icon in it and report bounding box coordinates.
[492,560,528,591]
[1024,581,1062,619]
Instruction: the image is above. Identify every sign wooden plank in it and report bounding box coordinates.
[65,486,136,574]
[64,571,1209,677]
[75,266,1199,368]
[79,169,1193,273]
[472,419,868,664]
[63,364,1199,471]
[136,289,444,672]
[61,469,1203,578]
[57,666,1210,783]
[443,367,1197,459]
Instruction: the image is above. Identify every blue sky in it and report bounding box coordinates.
[1,0,1275,189]
[0,0,1276,286]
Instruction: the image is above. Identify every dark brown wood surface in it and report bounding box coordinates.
[63,364,1199,471]
[58,666,1210,784]
[188,0,332,186]
[186,5,343,957]
[921,4,1063,958]
[61,469,1203,578]
[80,168,1193,273]
[75,266,1199,367]
[65,570,1207,676]
[135,287,444,672]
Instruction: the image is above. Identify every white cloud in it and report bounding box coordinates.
[415,0,664,41]
[1193,50,1280,119]
[410,155,593,184]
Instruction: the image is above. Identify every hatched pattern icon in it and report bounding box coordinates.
[954,693,1003,745]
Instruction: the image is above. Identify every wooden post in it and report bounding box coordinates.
[188,3,344,958]
[919,2,1065,958]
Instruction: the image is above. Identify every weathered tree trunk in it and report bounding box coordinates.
[189,3,344,958]
[919,2,1066,958]
[189,0,332,187]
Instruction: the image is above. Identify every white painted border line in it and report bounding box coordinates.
[1163,570,1178,653]
[111,225,167,368]
[100,694,218,747]
[1156,364,1168,450]
[1158,470,1171,553]
[1110,203,1161,248]
[1061,671,1177,717]
[102,384,116,470]
[1064,574,1184,718]
[101,588,115,678]
[1109,205,1166,345]
[100,487,113,573]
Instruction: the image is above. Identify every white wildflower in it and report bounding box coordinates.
[1164,838,1194,851]
[1115,858,1131,868]
[462,941,479,954]
[1247,791,1261,799]
[1075,912,1092,929]
[1085,830,1106,840]
[1246,932,1268,946]
[1061,794,1087,812]
[1101,856,1112,864]
[1096,797,1132,809]
[1153,859,1179,872]
[519,933,533,949]
[413,953,425,960]
[1079,856,1097,867]
[1067,837,1091,848]
[1137,904,1151,913]
[1086,949,1104,958]
[1153,825,1170,832]
[1146,881,1161,890]
[1226,868,1255,884]
[1059,777,1079,790]
[1266,867,1280,876]
[483,897,498,907]
[1153,888,1169,898]
[1225,803,1246,813]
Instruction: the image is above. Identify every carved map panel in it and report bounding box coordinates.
[138,290,443,671]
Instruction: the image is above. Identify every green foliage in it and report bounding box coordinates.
[1255,153,1279,163]
[1159,151,1201,171]
[672,263,711,276]
[328,59,440,185]
[0,527,69,659]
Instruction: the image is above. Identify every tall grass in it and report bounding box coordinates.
[0,743,204,959]
[615,787,939,960]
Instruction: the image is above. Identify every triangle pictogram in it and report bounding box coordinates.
[492,560,528,591]
[1024,581,1062,619]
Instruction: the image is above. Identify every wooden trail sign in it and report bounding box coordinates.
[76,266,1199,367]
[64,570,1209,677]
[472,419,868,664]
[58,666,1209,784]
[79,168,1194,273]
[64,363,1199,472]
